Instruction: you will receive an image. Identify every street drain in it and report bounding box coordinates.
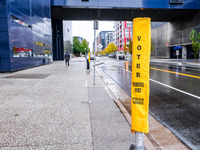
[4,74,51,79]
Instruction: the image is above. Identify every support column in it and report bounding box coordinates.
[52,20,64,60]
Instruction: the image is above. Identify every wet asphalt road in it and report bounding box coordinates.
[98,57,200,150]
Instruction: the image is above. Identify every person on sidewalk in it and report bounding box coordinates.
[64,51,70,66]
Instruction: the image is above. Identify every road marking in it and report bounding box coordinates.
[150,67,200,79]
[150,79,200,100]
[121,68,132,74]
[120,68,200,100]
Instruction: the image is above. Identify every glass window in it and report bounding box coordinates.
[125,28,129,38]
[126,22,132,27]
[126,39,130,44]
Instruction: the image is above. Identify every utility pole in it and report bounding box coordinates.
[93,20,98,85]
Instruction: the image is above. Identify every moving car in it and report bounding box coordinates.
[90,54,95,60]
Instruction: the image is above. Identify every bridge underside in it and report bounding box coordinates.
[51,7,199,60]
[52,7,198,21]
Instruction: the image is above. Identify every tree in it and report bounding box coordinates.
[190,29,200,59]
[73,37,81,55]
[80,39,89,55]
[102,48,107,56]
[151,39,155,52]
[123,43,128,56]
[128,39,132,55]
[106,43,117,54]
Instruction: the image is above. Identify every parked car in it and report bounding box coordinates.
[108,54,114,58]
[117,54,125,60]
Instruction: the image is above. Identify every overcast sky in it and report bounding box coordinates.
[72,21,114,50]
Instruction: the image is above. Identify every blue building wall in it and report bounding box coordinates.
[52,0,200,9]
[0,0,10,71]
[0,0,52,72]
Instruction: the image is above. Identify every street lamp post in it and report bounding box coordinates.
[93,20,98,85]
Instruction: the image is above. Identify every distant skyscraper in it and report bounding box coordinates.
[105,32,114,48]
[96,31,113,53]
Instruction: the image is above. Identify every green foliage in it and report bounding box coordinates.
[128,39,132,55]
[73,37,89,55]
[190,29,200,59]
[123,43,128,56]
[73,37,81,55]
[100,48,107,56]
[80,39,89,55]
[106,43,117,54]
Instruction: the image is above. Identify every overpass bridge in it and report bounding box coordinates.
[51,0,200,61]
[0,0,200,71]
[51,0,199,21]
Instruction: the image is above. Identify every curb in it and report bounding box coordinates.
[96,68,156,150]
[96,66,190,150]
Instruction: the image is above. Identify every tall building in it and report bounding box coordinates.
[151,17,200,59]
[0,0,52,71]
[105,32,114,48]
[114,21,132,54]
[63,21,72,54]
[96,31,113,53]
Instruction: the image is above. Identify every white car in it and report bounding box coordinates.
[90,54,95,60]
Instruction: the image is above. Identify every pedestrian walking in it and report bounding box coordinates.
[64,51,70,66]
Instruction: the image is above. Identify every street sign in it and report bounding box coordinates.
[176,50,179,56]
[98,44,103,49]
[94,20,98,30]
[131,18,151,134]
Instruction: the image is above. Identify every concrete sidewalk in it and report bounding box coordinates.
[0,57,135,150]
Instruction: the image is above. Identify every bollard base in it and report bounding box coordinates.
[129,144,136,150]
[129,144,147,150]
[86,69,90,74]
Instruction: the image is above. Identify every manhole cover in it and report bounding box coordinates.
[4,74,51,79]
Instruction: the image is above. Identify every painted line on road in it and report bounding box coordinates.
[150,67,200,79]
[121,68,132,74]
[150,79,200,100]
[120,68,200,100]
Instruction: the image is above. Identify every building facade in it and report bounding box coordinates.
[151,12,200,59]
[0,0,52,71]
[96,31,113,54]
[63,21,72,54]
[105,32,114,48]
[114,21,132,54]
